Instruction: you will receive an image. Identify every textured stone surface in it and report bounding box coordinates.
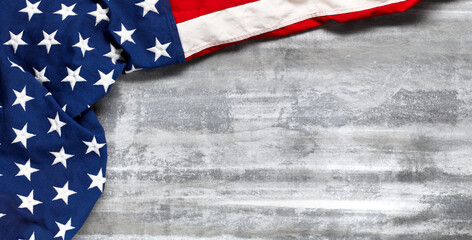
[77,1,472,239]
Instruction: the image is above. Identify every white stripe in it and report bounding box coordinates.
[177,0,408,58]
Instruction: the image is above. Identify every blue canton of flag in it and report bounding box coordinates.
[0,0,184,238]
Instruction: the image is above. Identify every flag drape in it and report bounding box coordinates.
[0,0,421,238]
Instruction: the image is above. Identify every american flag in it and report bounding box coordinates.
[0,0,421,238]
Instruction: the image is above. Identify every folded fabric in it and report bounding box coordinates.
[0,0,421,238]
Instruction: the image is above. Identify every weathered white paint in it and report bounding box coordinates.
[221,199,428,213]
[78,1,472,239]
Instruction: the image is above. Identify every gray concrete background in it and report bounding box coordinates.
[77,1,472,239]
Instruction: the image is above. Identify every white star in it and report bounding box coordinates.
[37,30,60,54]
[61,66,86,90]
[73,33,94,57]
[48,112,66,136]
[0,213,5,218]
[147,38,171,61]
[50,147,74,168]
[17,190,42,214]
[15,159,39,181]
[8,58,25,72]
[54,218,75,240]
[83,136,105,156]
[53,182,76,205]
[113,24,136,44]
[94,70,115,93]
[33,67,50,84]
[88,168,106,192]
[125,64,142,74]
[12,123,35,149]
[54,3,77,20]
[19,0,42,21]
[4,31,27,53]
[12,86,34,111]
[103,44,124,64]
[136,0,159,17]
[88,3,109,26]
[21,232,35,240]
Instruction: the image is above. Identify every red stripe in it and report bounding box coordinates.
[170,0,258,23]
[184,0,422,60]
